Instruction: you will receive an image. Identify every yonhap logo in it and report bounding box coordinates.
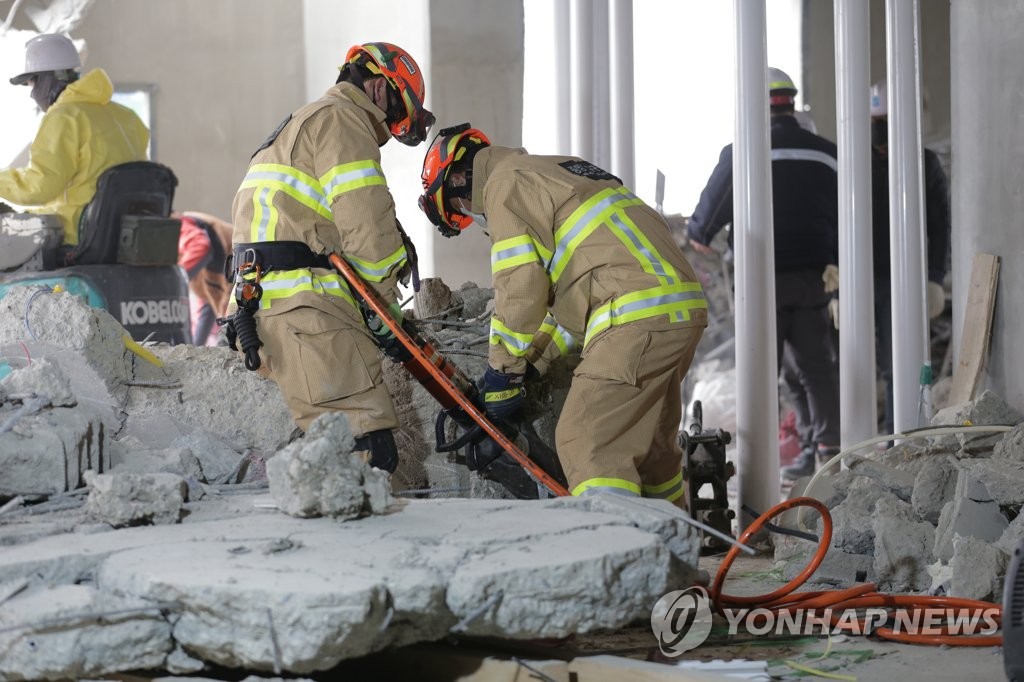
[120,298,189,326]
[650,586,714,656]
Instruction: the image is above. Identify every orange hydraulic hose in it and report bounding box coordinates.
[710,496,1003,647]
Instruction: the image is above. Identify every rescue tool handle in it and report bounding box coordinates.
[327,252,569,497]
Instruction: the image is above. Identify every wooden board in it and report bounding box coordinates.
[949,253,1001,406]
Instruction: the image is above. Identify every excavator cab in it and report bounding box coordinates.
[0,161,191,344]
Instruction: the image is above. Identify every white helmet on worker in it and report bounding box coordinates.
[870,79,888,117]
[768,67,798,111]
[10,33,81,85]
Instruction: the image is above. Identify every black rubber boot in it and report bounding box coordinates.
[781,446,816,480]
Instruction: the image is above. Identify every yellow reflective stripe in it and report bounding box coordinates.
[321,160,386,203]
[606,212,679,286]
[572,477,642,497]
[538,315,574,355]
[485,388,521,403]
[491,235,542,273]
[642,472,684,502]
[550,187,645,283]
[584,283,707,347]
[345,244,408,283]
[489,318,534,357]
[241,163,332,220]
[249,186,280,242]
[256,269,356,310]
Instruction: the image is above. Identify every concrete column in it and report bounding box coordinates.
[610,0,635,189]
[571,0,595,160]
[951,1,1024,411]
[834,0,877,446]
[592,0,611,170]
[554,0,572,156]
[885,0,930,432]
[733,0,780,529]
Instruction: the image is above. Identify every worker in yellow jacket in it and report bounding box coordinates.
[0,33,149,245]
[228,43,434,473]
[419,125,708,506]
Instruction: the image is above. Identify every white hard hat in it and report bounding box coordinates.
[10,33,82,86]
[768,67,798,96]
[870,79,888,117]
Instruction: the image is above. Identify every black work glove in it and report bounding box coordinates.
[365,308,412,363]
[478,366,525,421]
[0,202,14,214]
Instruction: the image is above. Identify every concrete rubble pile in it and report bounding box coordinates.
[776,389,1024,601]
[0,283,702,679]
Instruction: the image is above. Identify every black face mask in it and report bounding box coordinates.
[871,117,888,149]
[29,72,69,112]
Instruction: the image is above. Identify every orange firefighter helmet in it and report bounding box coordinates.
[418,123,491,237]
[344,42,435,146]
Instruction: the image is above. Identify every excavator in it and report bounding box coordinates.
[0,161,191,344]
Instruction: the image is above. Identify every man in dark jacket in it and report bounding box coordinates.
[869,80,951,435]
[687,67,840,479]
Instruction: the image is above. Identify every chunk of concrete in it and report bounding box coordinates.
[966,458,1024,507]
[931,389,1023,456]
[170,430,244,484]
[0,405,108,499]
[994,423,1024,462]
[825,478,889,555]
[933,472,1008,562]
[782,549,875,588]
[847,458,916,502]
[455,281,495,319]
[911,456,958,523]
[413,277,459,319]
[996,513,1024,556]
[1,357,75,407]
[872,496,935,592]
[0,584,172,681]
[950,534,1010,601]
[266,412,393,519]
[84,471,186,527]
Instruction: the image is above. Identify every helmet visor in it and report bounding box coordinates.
[393,106,435,147]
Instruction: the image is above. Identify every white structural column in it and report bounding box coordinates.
[733,0,780,529]
[592,0,611,170]
[834,0,877,446]
[554,0,572,155]
[610,0,635,189]
[570,0,595,160]
[885,0,930,432]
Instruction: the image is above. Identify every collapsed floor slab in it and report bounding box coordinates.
[0,494,698,678]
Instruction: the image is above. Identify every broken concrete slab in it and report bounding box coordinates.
[823,479,890,555]
[950,534,1009,601]
[930,389,1023,456]
[933,471,1008,561]
[782,548,875,588]
[0,584,173,681]
[266,412,393,519]
[0,496,698,675]
[872,495,935,592]
[996,512,1024,556]
[846,458,916,502]
[994,423,1024,461]
[966,457,1024,507]
[84,471,186,527]
[1,356,76,406]
[0,403,108,500]
[911,456,958,523]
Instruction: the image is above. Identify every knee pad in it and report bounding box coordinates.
[354,429,398,473]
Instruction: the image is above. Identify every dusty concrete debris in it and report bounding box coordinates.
[911,456,959,523]
[933,472,1008,562]
[0,584,172,681]
[950,534,1009,601]
[0,494,698,675]
[997,513,1024,556]
[967,457,1024,507]
[84,471,187,527]
[994,422,1024,461]
[266,412,393,519]
[872,495,935,592]
[1,356,76,407]
[931,389,1023,455]
[164,645,207,674]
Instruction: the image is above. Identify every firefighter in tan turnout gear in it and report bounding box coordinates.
[227,42,434,472]
[418,124,708,506]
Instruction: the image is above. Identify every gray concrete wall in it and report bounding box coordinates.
[950,0,1024,411]
[428,0,524,288]
[802,0,950,147]
[76,1,307,219]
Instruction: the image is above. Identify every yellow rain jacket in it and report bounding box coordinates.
[475,146,708,375]
[0,68,149,245]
